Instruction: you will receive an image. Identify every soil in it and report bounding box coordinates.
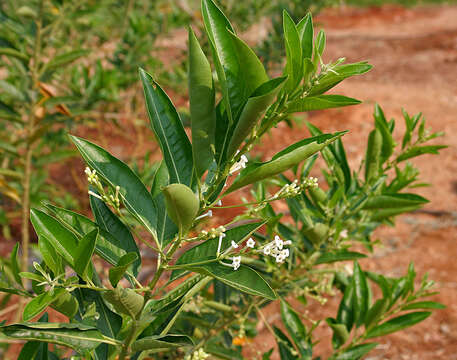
[2,4,457,360]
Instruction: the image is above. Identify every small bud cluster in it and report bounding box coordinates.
[85,167,121,210]
[199,225,226,240]
[184,348,210,360]
[262,235,292,264]
[229,154,248,175]
[272,177,319,200]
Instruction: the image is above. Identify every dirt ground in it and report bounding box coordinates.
[1,4,457,360]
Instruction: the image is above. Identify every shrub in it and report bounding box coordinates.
[0,0,445,359]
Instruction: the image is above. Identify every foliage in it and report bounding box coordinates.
[0,1,445,359]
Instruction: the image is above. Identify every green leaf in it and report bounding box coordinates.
[273,326,299,360]
[316,251,366,265]
[309,62,372,96]
[283,11,303,93]
[46,203,140,276]
[363,193,428,209]
[364,129,382,184]
[44,50,89,72]
[366,312,431,338]
[374,104,394,162]
[401,301,445,310]
[326,318,349,349]
[70,135,158,240]
[334,343,378,360]
[0,323,113,354]
[297,13,313,59]
[171,221,264,279]
[227,76,287,158]
[227,132,346,193]
[397,145,447,162]
[73,229,98,278]
[188,27,216,177]
[131,334,193,352]
[139,69,194,186]
[23,289,66,321]
[0,80,25,101]
[18,341,41,360]
[370,206,421,221]
[30,209,78,267]
[287,95,361,113]
[109,252,138,287]
[313,30,326,69]
[352,262,369,327]
[38,236,63,276]
[280,300,311,357]
[10,243,22,286]
[190,263,276,300]
[0,47,29,61]
[337,282,354,332]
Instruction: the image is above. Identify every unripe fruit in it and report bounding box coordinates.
[304,223,329,246]
[103,285,144,318]
[162,183,199,233]
[51,290,79,319]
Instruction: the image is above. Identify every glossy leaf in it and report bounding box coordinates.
[309,62,372,96]
[316,251,366,265]
[227,76,287,158]
[283,11,302,92]
[374,104,394,162]
[337,282,354,331]
[363,193,428,209]
[326,318,349,349]
[273,326,298,360]
[139,69,194,187]
[366,312,431,338]
[0,323,112,353]
[74,229,98,278]
[171,222,264,279]
[334,343,378,360]
[38,236,63,276]
[397,145,447,162]
[297,13,313,59]
[109,252,138,287]
[280,300,311,357]
[23,289,66,321]
[370,206,421,221]
[364,129,382,184]
[30,209,78,267]
[188,27,216,177]
[70,135,158,239]
[44,50,89,72]
[190,263,276,300]
[401,301,445,310]
[227,132,346,193]
[131,334,193,352]
[287,95,361,113]
[10,243,22,286]
[352,262,369,327]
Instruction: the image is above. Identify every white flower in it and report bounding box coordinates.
[216,200,222,206]
[340,229,348,239]
[231,240,239,249]
[217,233,226,257]
[196,210,213,220]
[284,240,292,245]
[246,237,255,248]
[229,154,249,175]
[281,249,290,258]
[232,256,241,270]
[274,235,283,250]
[263,245,271,255]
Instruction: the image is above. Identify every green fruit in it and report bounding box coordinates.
[304,223,329,245]
[103,285,144,318]
[309,186,327,205]
[162,183,199,233]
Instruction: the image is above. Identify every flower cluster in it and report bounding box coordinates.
[272,177,319,200]
[199,225,226,240]
[184,348,210,360]
[262,235,292,263]
[85,167,121,209]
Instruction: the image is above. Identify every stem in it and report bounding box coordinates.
[118,320,137,360]
[21,0,43,283]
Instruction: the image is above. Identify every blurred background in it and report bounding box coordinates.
[0,0,456,358]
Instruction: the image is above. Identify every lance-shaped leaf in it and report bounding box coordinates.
[131,334,193,352]
[315,251,366,265]
[297,13,313,60]
[334,343,378,360]
[46,203,140,276]
[309,62,372,96]
[283,11,303,93]
[396,145,447,163]
[202,0,268,121]
[374,104,394,162]
[226,132,346,193]
[370,206,421,221]
[273,326,298,360]
[287,95,361,113]
[109,252,138,287]
[0,323,114,354]
[23,289,67,321]
[73,229,98,278]
[189,263,276,300]
[280,300,312,357]
[363,193,428,210]
[10,243,22,286]
[70,135,158,240]
[171,221,264,280]
[227,77,287,158]
[366,311,431,338]
[43,50,89,72]
[188,27,216,177]
[352,262,369,327]
[140,69,194,187]
[30,209,78,267]
[38,236,63,276]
